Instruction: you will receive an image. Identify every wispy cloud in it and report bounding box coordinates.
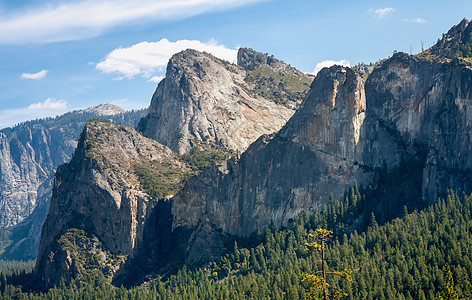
[148,76,165,83]
[0,98,68,128]
[0,0,263,44]
[311,60,351,75]
[28,98,67,110]
[371,7,395,19]
[20,70,49,80]
[96,38,238,80]
[404,18,426,24]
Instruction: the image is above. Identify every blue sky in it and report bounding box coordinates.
[0,0,470,128]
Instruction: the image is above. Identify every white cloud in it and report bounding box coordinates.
[0,0,263,44]
[96,38,238,80]
[148,76,165,83]
[0,98,68,128]
[20,70,49,80]
[311,60,351,75]
[28,98,67,110]
[372,7,395,19]
[404,18,426,24]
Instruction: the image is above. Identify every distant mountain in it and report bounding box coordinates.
[83,103,126,116]
[0,105,147,260]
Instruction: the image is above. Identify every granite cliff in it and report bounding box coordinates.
[34,48,312,287]
[0,105,146,260]
[35,119,191,288]
[365,53,472,202]
[138,48,312,154]
[170,65,371,265]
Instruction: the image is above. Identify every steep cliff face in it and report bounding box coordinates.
[0,128,49,228]
[0,105,146,260]
[171,66,371,265]
[138,48,311,154]
[35,119,189,288]
[365,52,472,201]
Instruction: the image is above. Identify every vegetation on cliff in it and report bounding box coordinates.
[244,65,312,108]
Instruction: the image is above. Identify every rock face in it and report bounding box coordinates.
[35,120,189,288]
[138,48,312,154]
[0,105,146,260]
[365,53,472,202]
[170,66,371,264]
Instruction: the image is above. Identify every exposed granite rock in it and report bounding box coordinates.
[0,106,147,260]
[83,103,126,116]
[138,48,311,154]
[0,128,49,228]
[170,66,371,265]
[171,34,472,265]
[365,51,472,201]
[35,119,190,288]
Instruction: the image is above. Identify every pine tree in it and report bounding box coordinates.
[438,264,459,300]
[302,229,353,299]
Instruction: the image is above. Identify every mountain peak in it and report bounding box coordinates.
[428,18,472,58]
[138,48,301,154]
[237,48,285,71]
[83,103,126,116]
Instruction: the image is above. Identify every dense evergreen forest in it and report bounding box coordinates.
[1,188,471,298]
[1,156,471,299]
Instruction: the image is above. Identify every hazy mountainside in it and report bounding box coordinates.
[0,105,147,260]
[33,19,472,290]
[138,48,312,154]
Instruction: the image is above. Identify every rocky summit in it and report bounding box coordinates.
[35,119,191,288]
[0,105,146,261]
[138,48,312,154]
